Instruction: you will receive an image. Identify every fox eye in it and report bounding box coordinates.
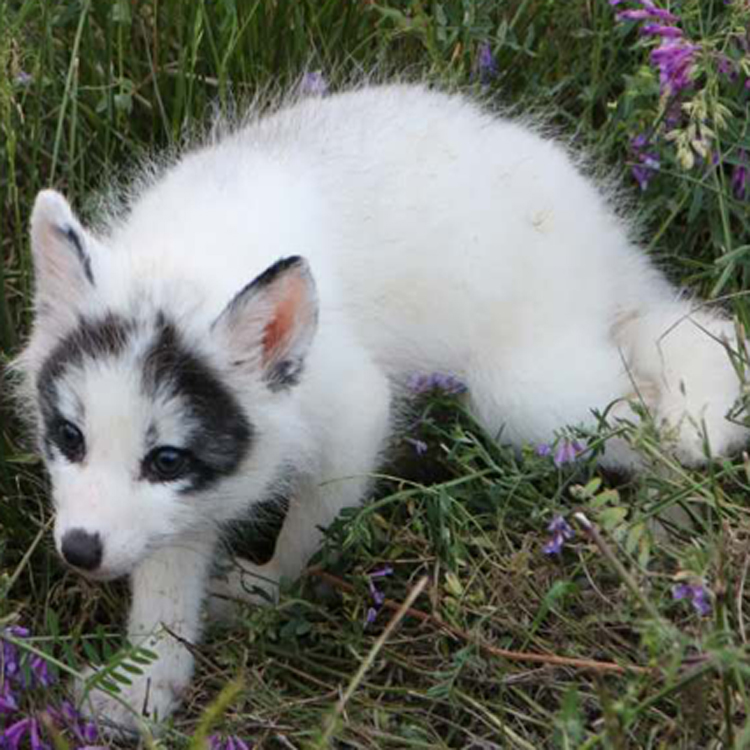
[54,419,85,462]
[144,447,192,482]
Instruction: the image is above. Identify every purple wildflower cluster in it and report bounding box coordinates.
[543,516,575,556]
[535,438,585,467]
[612,0,694,85]
[1,627,104,750]
[672,582,712,616]
[208,733,253,750]
[364,566,393,626]
[610,0,750,196]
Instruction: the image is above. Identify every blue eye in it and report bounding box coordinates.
[145,447,191,482]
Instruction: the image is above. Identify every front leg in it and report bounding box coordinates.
[78,533,215,733]
[208,473,373,620]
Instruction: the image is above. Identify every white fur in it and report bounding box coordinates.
[14,83,747,730]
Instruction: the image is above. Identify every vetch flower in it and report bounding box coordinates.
[630,134,661,190]
[369,566,394,579]
[13,71,32,87]
[364,566,393,626]
[2,627,29,682]
[0,681,18,714]
[553,440,584,467]
[717,54,738,80]
[0,716,51,750]
[299,71,328,96]
[208,734,253,750]
[46,700,102,747]
[731,151,748,200]
[405,437,428,456]
[650,41,700,96]
[477,42,498,83]
[672,583,712,615]
[29,655,54,688]
[639,0,678,22]
[640,23,683,38]
[543,515,575,555]
[617,9,655,22]
[0,627,100,750]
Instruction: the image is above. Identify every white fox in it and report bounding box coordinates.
[14,83,747,730]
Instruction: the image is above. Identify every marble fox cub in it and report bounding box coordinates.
[14,83,747,729]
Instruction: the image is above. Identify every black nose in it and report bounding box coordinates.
[61,529,103,571]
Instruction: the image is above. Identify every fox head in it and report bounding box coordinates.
[16,190,318,580]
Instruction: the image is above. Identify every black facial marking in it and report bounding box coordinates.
[57,224,94,285]
[142,314,252,492]
[37,313,133,445]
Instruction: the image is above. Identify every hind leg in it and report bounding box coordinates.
[465,329,641,469]
[615,300,747,464]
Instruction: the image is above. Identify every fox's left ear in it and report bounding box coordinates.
[213,256,318,390]
[30,190,95,324]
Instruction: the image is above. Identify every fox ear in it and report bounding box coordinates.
[213,256,319,390]
[30,190,95,324]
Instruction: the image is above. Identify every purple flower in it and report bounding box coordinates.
[616,5,678,23]
[46,700,102,746]
[0,717,51,750]
[731,151,748,200]
[639,0,679,22]
[630,135,661,190]
[408,372,467,395]
[617,9,653,21]
[13,71,32,87]
[553,440,584,467]
[650,41,700,96]
[543,515,575,555]
[368,580,385,608]
[535,443,552,458]
[477,43,498,83]
[369,566,394,579]
[2,627,29,682]
[208,734,253,750]
[672,583,712,616]
[639,23,683,38]
[299,71,328,97]
[717,54,738,80]
[364,566,393,626]
[0,681,18,714]
[405,437,428,456]
[29,655,54,688]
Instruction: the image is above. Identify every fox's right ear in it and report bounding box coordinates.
[30,190,95,324]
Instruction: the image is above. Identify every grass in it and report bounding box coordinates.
[2,0,750,747]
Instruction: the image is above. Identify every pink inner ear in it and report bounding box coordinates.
[261,274,307,364]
